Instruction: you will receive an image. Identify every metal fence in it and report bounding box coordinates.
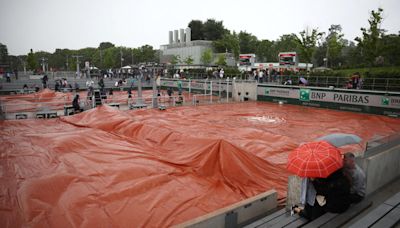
[183,73,400,92]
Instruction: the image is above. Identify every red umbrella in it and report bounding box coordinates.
[287,141,343,178]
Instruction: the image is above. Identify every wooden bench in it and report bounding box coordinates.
[301,199,372,228]
[130,104,147,110]
[64,105,75,116]
[349,191,400,228]
[245,198,373,228]
[108,103,120,109]
[36,111,58,119]
[15,113,28,119]
[244,208,308,228]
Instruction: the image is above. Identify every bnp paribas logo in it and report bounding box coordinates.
[381,97,389,105]
[299,89,310,101]
[265,88,270,95]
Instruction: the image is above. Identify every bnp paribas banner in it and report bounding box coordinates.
[260,86,400,109]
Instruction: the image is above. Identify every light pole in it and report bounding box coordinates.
[131,49,134,65]
[120,48,124,68]
[18,57,26,75]
[40,57,47,73]
[72,55,82,78]
[66,55,69,71]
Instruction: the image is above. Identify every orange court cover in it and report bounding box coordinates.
[1,102,400,227]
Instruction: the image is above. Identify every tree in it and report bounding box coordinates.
[215,54,227,66]
[171,55,181,65]
[201,49,213,65]
[355,8,385,65]
[256,39,274,62]
[184,56,194,65]
[295,28,323,71]
[238,31,259,54]
[138,45,157,63]
[0,43,8,64]
[27,49,38,71]
[381,34,400,66]
[102,47,119,68]
[212,32,240,58]
[326,25,345,67]
[188,20,204,40]
[273,34,299,61]
[98,42,115,50]
[202,19,227,41]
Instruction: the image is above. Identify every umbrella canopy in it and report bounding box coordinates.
[299,77,308,84]
[287,141,343,178]
[317,133,361,147]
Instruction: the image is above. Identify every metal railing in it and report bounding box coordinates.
[178,73,400,92]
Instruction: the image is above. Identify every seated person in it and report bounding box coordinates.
[343,152,366,203]
[294,168,351,221]
[167,87,173,97]
[72,94,83,113]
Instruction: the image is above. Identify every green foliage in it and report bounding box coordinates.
[212,32,240,58]
[256,39,274,62]
[326,25,345,67]
[223,67,241,75]
[171,55,181,65]
[201,49,213,65]
[274,34,299,54]
[355,8,385,65]
[311,66,400,78]
[238,31,258,54]
[381,34,400,65]
[215,54,227,66]
[184,56,194,65]
[295,28,323,66]
[137,45,157,63]
[188,20,204,40]
[27,49,38,70]
[202,19,227,41]
[98,42,115,50]
[102,47,119,68]
[0,43,8,64]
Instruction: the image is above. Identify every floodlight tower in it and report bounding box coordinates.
[72,55,83,77]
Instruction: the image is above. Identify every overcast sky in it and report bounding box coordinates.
[1,0,399,55]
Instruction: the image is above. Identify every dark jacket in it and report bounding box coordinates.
[313,169,351,213]
[72,97,80,111]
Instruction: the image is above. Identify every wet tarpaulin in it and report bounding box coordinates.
[1,102,400,227]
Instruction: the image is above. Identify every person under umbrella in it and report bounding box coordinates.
[287,141,351,221]
[343,152,366,203]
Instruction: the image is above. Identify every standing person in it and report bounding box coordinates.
[343,152,366,203]
[72,94,83,113]
[42,74,48,88]
[98,78,105,90]
[6,72,11,82]
[14,69,18,80]
[55,80,60,92]
[258,70,264,83]
[219,68,224,79]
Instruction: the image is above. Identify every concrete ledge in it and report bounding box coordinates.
[363,144,400,195]
[174,189,277,228]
